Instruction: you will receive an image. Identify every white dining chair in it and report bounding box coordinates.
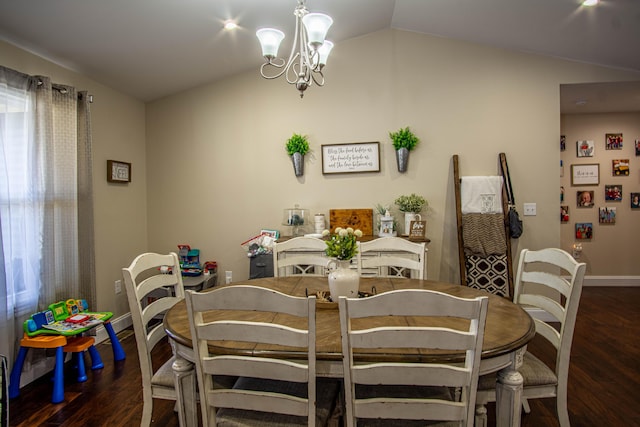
[357,237,426,279]
[185,284,340,427]
[339,289,488,427]
[474,248,586,427]
[273,236,330,277]
[122,252,194,427]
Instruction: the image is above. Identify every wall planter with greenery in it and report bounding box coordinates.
[285,133,310,177]
[389,126,420,173]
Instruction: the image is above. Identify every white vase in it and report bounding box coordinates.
[327,260,360,301]
[404,212,421,235]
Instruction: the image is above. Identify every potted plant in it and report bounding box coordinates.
[389,126,420,173]
[285,133,310,177]
[394,193,427,235]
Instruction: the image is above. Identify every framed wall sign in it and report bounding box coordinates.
[321,142,380,174]
[107,160,131,183]
[571,164,599,186]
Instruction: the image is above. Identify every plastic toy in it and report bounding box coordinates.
[178,244,202,276]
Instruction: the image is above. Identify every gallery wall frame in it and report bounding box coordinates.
[571,163,599,186]
[107,160,131,183]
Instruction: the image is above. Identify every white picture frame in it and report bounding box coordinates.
[321,142,380,174]
[571,163,599,186]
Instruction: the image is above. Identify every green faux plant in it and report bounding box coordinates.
[389,126,420,151]
[322,227,363,260]
[394,193,428,213]
[285,133,310,156]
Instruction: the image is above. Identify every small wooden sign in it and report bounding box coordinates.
[408,220,427,241]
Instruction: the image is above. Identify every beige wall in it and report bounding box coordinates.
[561,112,640,276]
[2,28,640,321]
[146,29,640,283]
[0,41,147,317]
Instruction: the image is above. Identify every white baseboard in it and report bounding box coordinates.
[583,276,640,287]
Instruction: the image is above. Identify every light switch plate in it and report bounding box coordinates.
[523,203,536,216]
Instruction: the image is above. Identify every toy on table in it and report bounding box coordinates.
[178,244,202,276]
[24,299,113,337]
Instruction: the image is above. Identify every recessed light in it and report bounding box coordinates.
[575,100,588,106]
[582,0,598,6]
[223,20,238,30]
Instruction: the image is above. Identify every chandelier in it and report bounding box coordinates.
[256,0,334,98]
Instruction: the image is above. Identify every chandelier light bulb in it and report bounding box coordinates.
[302,13,333,48]
[256,28,285,59]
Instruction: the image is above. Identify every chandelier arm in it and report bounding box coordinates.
[310,70,325,87]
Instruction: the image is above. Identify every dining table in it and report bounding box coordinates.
[164,276,535,427]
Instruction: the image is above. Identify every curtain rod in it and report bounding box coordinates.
[36,79,93,103]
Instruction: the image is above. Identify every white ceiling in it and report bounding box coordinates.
[1,0,639,110]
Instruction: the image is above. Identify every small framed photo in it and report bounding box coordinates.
[576,140,594,157]
[635,139,640,156]
[605,185,622,201]
[561,205,569,223]
[575,222,593,240]
[107,160,131,183]
[606,133,623,149]
[631,193,640,209]
[260,229,280,239]
[612,159,630,176]
[577,191,594,207]
[560,135,566,152]
[571,164,599,185]
[599,207,616,224]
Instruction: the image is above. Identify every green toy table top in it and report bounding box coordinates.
[25,311,113,337]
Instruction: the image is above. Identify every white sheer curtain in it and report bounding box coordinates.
[0,65,95,374]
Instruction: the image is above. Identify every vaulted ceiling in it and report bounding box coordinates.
[1,0,639,110]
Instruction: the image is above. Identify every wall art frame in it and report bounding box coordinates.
[571,164,599,186]
[321,142,380,174]
[107,160,131,183]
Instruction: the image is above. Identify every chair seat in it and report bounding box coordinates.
[150,356,176,388]
[216,377,340,427]
[478,352,559,391]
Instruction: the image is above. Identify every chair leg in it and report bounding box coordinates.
[522,397,531,413]
[74,351,88,383]
[557,388,570,427]
[9,347,28,399]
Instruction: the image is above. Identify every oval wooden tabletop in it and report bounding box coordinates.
[164,276,535,363]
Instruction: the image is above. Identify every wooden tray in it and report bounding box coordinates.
[329,209,373,236]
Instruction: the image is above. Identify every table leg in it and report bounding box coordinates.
[103,321,126,361]
[495,351,524,427]
[172,353,197,427]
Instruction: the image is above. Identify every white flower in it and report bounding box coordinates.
[346,227,354,234]
[338,228,348,237]
[334,227,342,234]
[322,229,330,237]
[354,229,363,238]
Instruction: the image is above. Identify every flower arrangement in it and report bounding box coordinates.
[394,193,428,213]
[322,227,363,260]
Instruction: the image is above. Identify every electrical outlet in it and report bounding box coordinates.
[114,279,122,294]
[225,271,232,284]
[523,203,537,216]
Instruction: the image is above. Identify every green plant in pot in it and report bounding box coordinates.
[389,126,420,173]
[395,193,428,236]
[286,133,310,177]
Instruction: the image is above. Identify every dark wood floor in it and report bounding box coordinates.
[8,287,640,426]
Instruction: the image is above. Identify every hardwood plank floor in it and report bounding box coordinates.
[8,287,640,426]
